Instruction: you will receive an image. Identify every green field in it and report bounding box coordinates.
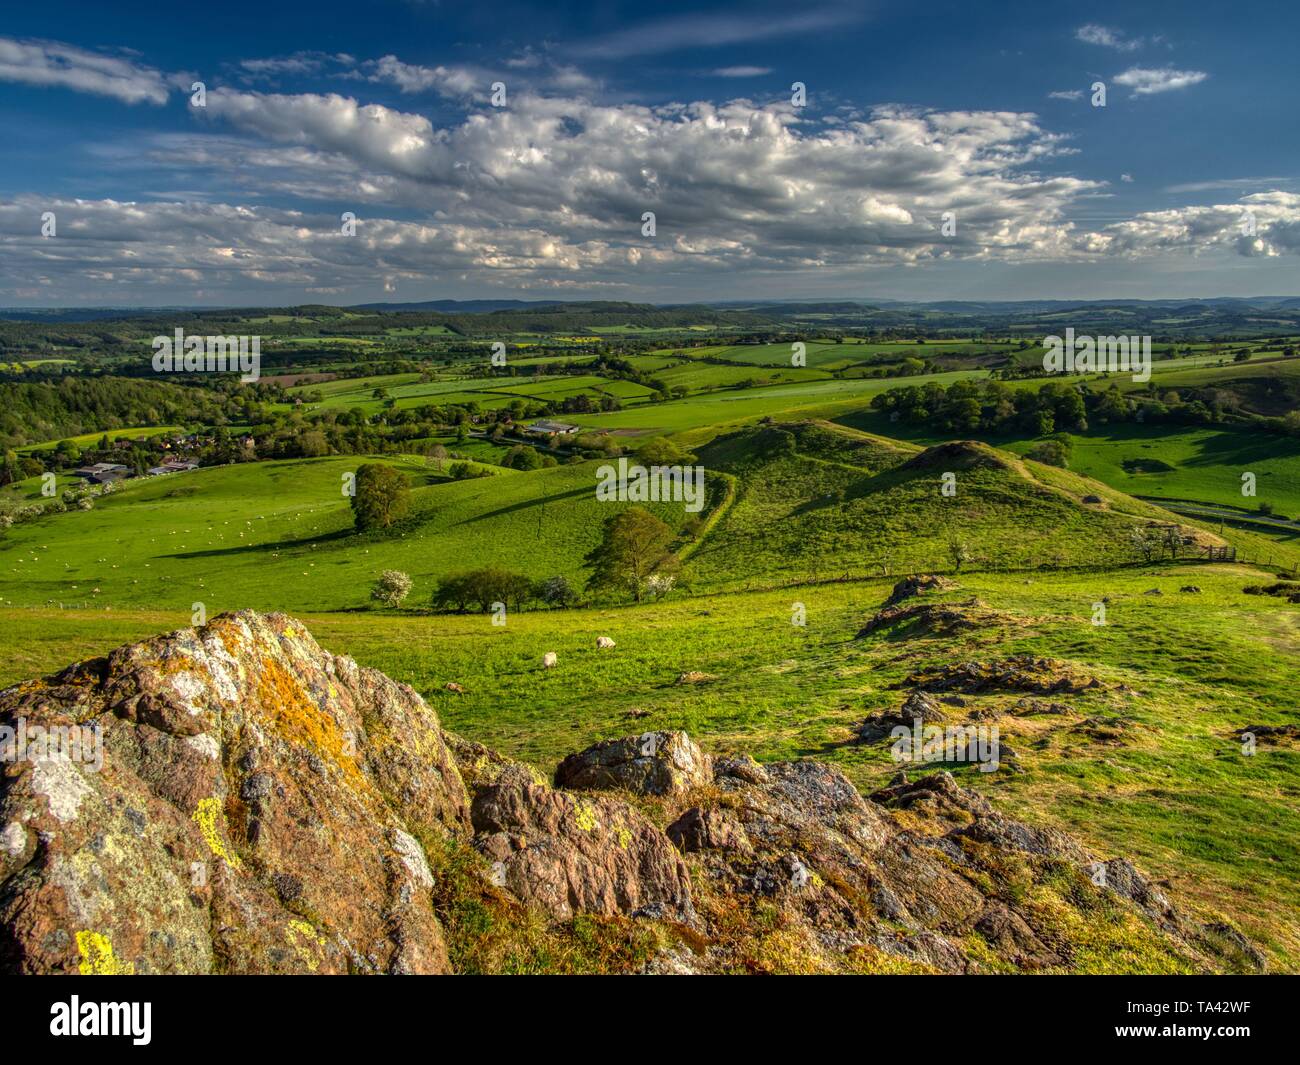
[16,424,183,454]
[0,454,698,612]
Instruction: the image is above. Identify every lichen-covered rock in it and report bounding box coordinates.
[554,730,713,797]
[0,611,468,974]
[973,904,1063,970]
[470,765,694,923]
[667,807,751,854]
[669,765,1261,974]
[715,753,768,786]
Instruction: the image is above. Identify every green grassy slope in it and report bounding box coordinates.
[684,422,1222,590]
[0,455,697,612]
[835,415,1300,539]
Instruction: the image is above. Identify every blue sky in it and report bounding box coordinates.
[1,0,1298,305]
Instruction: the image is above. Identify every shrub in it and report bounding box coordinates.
[538,575,577,608]
[371,569,413,608]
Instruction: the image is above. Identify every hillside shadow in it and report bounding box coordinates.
[160,526,355,560]
[459,484,593,524]
[1181,428,1295,470]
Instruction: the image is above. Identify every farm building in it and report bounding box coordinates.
[72,462,131,484]
[146,460,201,476]
[524,419,580,436]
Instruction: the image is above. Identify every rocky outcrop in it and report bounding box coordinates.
[857,690,946,742]
[470,764,694,923]
[902,654,1104,695]
[882,574,957,606]
[857,598,1011,638]
[555,730,713,797]
[0,611,467,975]
[0,613,1265,975]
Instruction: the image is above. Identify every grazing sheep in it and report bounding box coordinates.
[542,652,558,669]
[596,636,616,649]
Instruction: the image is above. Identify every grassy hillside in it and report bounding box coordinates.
[0,455,699,612]
[3,417,1233,613]
[837,412,1300,520]
[684,422,1221,590]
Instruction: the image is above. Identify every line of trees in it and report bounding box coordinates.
[868,377,1300,437]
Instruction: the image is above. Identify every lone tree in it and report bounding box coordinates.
[584,506,679,602]
[351,464,410,531]
[370,569,413,608]
[424,443,448,472]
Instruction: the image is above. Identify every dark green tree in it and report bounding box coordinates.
[351,463,410,531]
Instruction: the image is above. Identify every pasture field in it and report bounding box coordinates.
[655,361,830,391]
[1037,426,1300,518]
[293,372,425,397]
[0,454,698,613]
[291,370,665,414]
[568,368,992,436]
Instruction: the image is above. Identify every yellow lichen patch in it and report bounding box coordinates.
[11,679,47,696]
[286,918,326,973]
[76,930,134,975]
[193,797,243,869]
[208,618,247,658]
[141,650,204,679]
[574,801,599,833]
[614,826,632,849]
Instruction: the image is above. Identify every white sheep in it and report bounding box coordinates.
[542,651,558,669]
[596,636,616,649]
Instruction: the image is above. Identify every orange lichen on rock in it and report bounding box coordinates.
[256,652,366,791]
